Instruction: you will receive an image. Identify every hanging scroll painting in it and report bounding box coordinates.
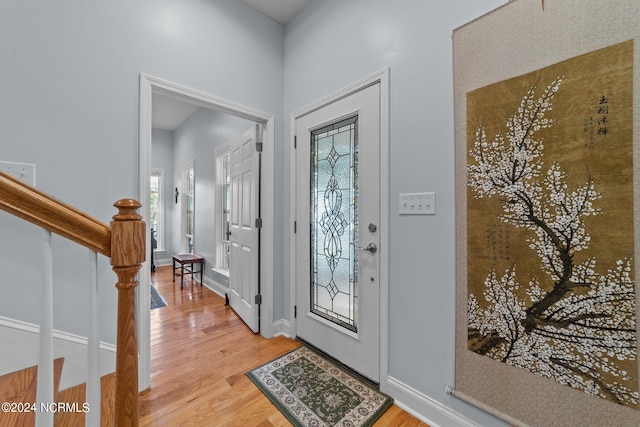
[454,2,640,426]
[466,40,637,407]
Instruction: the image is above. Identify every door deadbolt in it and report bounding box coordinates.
[368,223,377,233]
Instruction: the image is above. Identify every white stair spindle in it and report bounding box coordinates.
[86,250,101,425]
[36,229,54,427]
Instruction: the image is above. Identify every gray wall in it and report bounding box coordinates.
[283,0,507,425]
[0,0,284,343]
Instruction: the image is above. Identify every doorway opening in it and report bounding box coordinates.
[138,74,276,391]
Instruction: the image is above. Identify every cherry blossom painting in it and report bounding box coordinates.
[465,40,638,408]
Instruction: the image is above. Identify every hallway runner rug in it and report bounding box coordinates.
[150,285,167,309]
[247,346,393,427]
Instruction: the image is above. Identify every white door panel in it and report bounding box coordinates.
[228,125,261,333]
[295,83,380,381]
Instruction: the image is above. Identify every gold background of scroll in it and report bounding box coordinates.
[466,40,636,399]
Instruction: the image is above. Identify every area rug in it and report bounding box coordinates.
[247,346,393,427]
[150,285,167,309]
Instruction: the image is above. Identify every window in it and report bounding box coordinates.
[215,146,231,273]
[310,116,359,331]
[181,160,195,253]
[150,169,165,252]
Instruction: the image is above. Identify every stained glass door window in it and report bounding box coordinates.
[310,116,358,332]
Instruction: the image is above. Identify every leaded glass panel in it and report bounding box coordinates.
[310,116,358,332]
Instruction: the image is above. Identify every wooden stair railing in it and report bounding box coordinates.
[0,171,144,426]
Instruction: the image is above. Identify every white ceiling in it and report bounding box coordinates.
[152,93,199,131]
[241,0,311,25]
[152,0,311,131]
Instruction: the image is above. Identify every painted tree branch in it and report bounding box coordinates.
[466,77,638,406]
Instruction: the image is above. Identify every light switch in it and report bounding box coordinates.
[0,161,36,186]
[399,192,436,215]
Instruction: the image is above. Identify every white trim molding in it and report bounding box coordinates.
[387,376,481,427]
[139,73,276,391]
[202,276,229,300]
[0,316,117,391]
[0,316,117,353]
[272,319,292,338]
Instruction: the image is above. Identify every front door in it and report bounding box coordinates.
[228,125,261,333]
[295,83,381,382]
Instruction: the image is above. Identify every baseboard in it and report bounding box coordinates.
[272,319,291,337]
[386,376,480,427]
[157,266,228,298]
[0,316,117,391]
[202,276,228,299]
[152,259,172,267]
[0,316,116,352]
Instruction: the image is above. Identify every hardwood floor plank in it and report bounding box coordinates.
[0,363,38,427]
[0,358,64,427]
[54,372,116,427]
[139,266,428,426]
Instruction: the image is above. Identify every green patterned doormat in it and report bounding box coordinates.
[247,346,393,426]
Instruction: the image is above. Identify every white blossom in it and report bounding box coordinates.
[466,77,638,406]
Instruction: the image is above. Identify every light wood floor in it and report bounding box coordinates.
[139,266,428,426]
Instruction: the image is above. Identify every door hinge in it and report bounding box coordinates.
[294,136,297,149]
[255,294,262,305]
[256,141,263,152]
[294,305,297,318]
[294,221,297,233]
[255,218,263,228]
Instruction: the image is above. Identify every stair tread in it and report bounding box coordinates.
[54,372,117,427]
[0,358,64,427]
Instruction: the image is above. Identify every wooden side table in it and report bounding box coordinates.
[172,253,204,289]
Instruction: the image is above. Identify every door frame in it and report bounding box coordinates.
[138,73,276,391]
[289,67,390,391]
[179,159,195,253]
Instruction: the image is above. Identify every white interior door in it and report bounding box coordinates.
[228,125,261,333]
[295,83,381,381]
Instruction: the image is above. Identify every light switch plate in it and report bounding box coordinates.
[0,161,36,186]
[399,192,436,215]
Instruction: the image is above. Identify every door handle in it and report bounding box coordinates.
[360,243,377,254]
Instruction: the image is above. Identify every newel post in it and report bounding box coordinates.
[111,199,145,426]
